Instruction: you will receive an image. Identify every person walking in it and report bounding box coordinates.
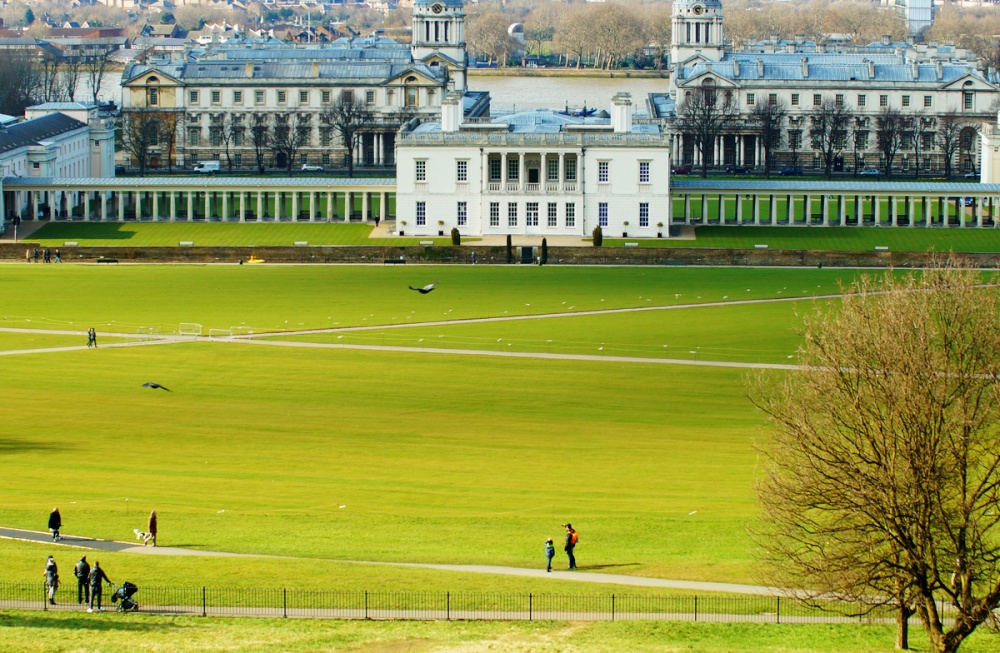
[32,248,38,263]
[53,248,61,263]
[24,248,30,263]
[44,556,59,605]
[86,328,97,348]
[544,538,555,572]
[562,523,578,570]
[48,508,62,541]
[145,510,157,546]
[87,561,111,612]
[73,556,91,605]
[43,248,50,263]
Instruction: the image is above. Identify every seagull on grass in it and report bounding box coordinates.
[409,281,439,294]
[142,382,171,392]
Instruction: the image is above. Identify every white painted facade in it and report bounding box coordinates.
[396,93,672,238]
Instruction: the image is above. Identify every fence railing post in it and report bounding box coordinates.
[42,582,47,612]
[283,588,287,618]
[529,593,532,621]
[364,590,369,620]
[611,594,615,621]
[446,591,450,621]
[202,586,206,617]
[776,596,781,625]
[694,595,698,622]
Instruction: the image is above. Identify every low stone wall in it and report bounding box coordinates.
[3,243,999,268]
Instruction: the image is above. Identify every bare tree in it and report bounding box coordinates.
[122,107,160,176]
[876,106,905,179]
[750,98,787,179]
[249,112,269,174]
[752,260,1000,653]
[810,98,853,179]
[466,6,515,67]
[910,114,930,179]
[321,94,374,178]
[61,57,83,103]
[553,6,591,68]
[38,54,63,103]
[936,111,967,179]
[851,116,871,176]
[270,112,309,176]
[675,84,739,178]
[0,54,41,116]
[159,113,178,173]
[84,52,110,106]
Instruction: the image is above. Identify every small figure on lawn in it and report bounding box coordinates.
[545,538,555,572]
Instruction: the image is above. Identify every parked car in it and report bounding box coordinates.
[672,165,692,175]
[859,167,881,177]
[964,170,979,179]
[726,165,752,174]
[193,161,221,174]
[778,167,803,176]
[301,164,325,172]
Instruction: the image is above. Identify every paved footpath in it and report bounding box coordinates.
[0,527,782,595]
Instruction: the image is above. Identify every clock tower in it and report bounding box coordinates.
[411,0,468,91]
[670,0,724,65]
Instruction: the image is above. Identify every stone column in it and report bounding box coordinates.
[222,193,229,221]
[170,192,177,221]
[804,194,810,224]
[187,192,193,221]
[518,152,525,191]
[204,191,210,220]
[100,193,107,221]
[292,192,299,221]
[309,192,316,222]
[736,194,743,224]
[957,197,964,228]
[84,194,90,222]
[363,191,369,221]
[240,192,246,222]
[327,191,334,221]
[890,195,898,227]
[558,153,565,188]
[152,192,159,220]
[684,194,691,225]
[769,195,776,225]
[118,192,125,222]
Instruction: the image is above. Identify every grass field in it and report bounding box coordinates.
[8,611,1000,653]
[4,263,983,651]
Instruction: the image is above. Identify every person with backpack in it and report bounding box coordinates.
[562,523,578,570]
[544,538,555,572]
[73,556,91,605]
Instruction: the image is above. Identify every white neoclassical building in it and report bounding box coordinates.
[396,92,672,238]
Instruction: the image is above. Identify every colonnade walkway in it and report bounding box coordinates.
[0,177,396,223]
[671,179,1000,227]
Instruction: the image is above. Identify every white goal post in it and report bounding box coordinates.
[178,323,203,336]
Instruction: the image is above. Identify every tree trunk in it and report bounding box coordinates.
[896,603,913,650]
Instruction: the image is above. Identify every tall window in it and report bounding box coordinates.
[508,202,518,227]
[507,158,519,181]
[148,88,158,105]
[415,160,426,182]
[490,202,500,227]
[406,87,418,107]
[300,90,309,104]
[416,201,426,226]
[924,95,933,108]
[277,90,287,104]
[880,94,889,107]
[255,90,265,105]
[813,94,822,106]
[233,91,243,104]
[768,93,777,106]
[457,201,467,226]
[547,202,557,227]
[639,203,649,228]
[639,161,650,184]
[835,94,844,107]
[598,161,609,183]
[366,90,375,104]
[565,203,576,227]
[565,159,577,181]
[791,93,799,106]
[188,128,199,146]
[489,158,501,181]
[858,94,866,107]
[964,91,974,110]
[322,90,331,103]
[902,95,910,108]
[189,90,199,104]
[456,160,468,182]
[342,90,354,103]
[746,93,755,106]
[526,202,539,226]
[211,90,221,104]
[547,158,558,181]
[599,202,609,227]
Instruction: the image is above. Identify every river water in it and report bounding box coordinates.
[468,75,669,115]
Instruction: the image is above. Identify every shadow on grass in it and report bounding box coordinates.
[0,438,68,455]
[0,611,191,632]
[34,224,137,241]
[571,563,641,571]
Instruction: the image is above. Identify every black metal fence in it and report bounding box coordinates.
[0,582,960,623]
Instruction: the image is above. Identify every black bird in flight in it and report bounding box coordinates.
[409,281,439,294]
[142,382,171,392]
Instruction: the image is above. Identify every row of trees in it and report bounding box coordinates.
[676,88,975,179]
[0,53,111,117]
[122,96,394,177]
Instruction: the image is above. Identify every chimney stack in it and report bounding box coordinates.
[245,61,253,78]
[441,91,464,133]
[611,92,633,134]
[801,57,809,78]
[757,58,764,76]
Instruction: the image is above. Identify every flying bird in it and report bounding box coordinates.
[142,382,171,392]
[409,281,439,294]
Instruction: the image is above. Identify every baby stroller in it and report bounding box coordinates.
[111,581,139,612]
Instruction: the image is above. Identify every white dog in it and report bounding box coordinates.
[133,528,154,545]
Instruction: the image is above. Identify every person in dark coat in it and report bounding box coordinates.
[562,523,578,570]
[145,510,157,546]
[48,508,62,541]
[73,556,91,605]
[44,556,58,605]
[87,561,111,612]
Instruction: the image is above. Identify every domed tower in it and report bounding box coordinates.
[411,0,468,91]
[671,0,724,65]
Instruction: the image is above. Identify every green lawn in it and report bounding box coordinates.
[8,611,1000,653]
[26,222,457,247]
[610,225,1000,251]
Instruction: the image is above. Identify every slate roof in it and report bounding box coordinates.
[676,52,988,86]
[0,113,87,155]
